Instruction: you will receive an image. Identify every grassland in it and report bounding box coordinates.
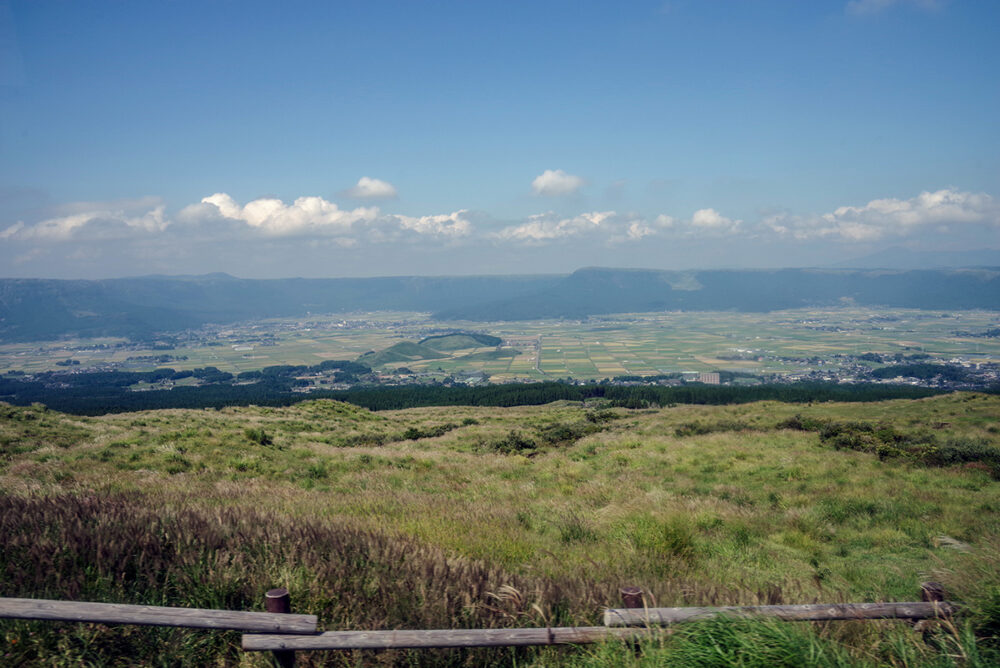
[2,392,1000,665]
[3,307,998,382]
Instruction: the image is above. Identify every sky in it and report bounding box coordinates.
[1,0,998,279]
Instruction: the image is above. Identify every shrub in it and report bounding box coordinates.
[675,420,750,438]
[243,427,272,445]
[924,437,1000,478]
[584,409,620,423]
[776,414,826,432]
[400,423,458,441]
[537,421,600,446]
[484,430,536,454]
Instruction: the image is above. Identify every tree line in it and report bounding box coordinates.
[0,368,952,416]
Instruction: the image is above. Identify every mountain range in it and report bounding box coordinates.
[2,267,998,342]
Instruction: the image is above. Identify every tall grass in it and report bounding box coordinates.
[3,491,1000,666]
[3,394,1000,665]
[0,491,615,666]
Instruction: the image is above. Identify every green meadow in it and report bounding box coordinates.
[2,392,1000,665]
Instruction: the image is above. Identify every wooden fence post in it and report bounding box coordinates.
[620,587,645,656]
[915,581,949,636]
[620,586,644,609]
[921,582,946,603]
[265,588,296,668]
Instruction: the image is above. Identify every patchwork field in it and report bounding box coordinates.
[1,308,999,384]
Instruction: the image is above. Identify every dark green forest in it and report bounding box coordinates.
[0,366,950,415]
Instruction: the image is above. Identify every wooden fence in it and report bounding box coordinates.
[0,583,956,666]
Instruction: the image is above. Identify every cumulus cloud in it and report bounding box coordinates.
[1,198,167,241]
[493,207,746,245]
[394,210,472,238]
[531,169,584,196]
[606,210,741,241]
[2,192,476,246]
[763,188,999,242]
[188,193,378,237]
[181,193,473,242]
[5,186,994,257]
[626,221,655,240]
[344,176,398,200]
[495,211,615,242]
[690,208,742,233]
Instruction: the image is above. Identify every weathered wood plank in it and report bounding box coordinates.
[604,602,953,627]
[0,597,317,633]
[243,626,645,651]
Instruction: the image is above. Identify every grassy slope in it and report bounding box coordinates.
[1,394,999,666]
[359,341,449,367]
[417,334,501,351]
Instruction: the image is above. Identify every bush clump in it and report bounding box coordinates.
[484,430,536,454]
[243,427,272,445]
[675,420,750,438]
[776,414,827,432]
[400,423,458,441]
[537,421,601,446]
[816,421,1000,477]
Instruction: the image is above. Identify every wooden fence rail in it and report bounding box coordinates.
[603,601,954,627]
[241,600,955,652]
[0,597,317,633]
[0,582,958,665]
[243,627,636,651]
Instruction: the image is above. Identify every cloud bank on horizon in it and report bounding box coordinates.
[4,183,997,251]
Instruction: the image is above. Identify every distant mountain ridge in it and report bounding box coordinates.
[0,274,561,342]
[433,267,1000,321]
[833,247,1000,269]
[2,267,999,342]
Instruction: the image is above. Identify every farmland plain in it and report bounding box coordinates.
[2,307,998,382]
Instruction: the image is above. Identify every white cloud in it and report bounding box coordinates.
[616,210,741,240]
[3,191,475,246]
[193,193,378,237]
[626,221,655,240]
[531,169,584,196]
[494,208,747,245]
[5,186,994,258]
[495,211,614,242]
[185,193,473,242]
[690,208,741,233]
[344,177,398,200]
[0,221,25,239]
[764,188,999,242]
[394,210,472,238]
[1,199,167,241]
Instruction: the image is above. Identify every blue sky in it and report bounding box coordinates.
[1,0,998,278]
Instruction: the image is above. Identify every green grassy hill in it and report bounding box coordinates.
[2,394,999,665]
[358,340,449,367]
[418,333,503,350]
